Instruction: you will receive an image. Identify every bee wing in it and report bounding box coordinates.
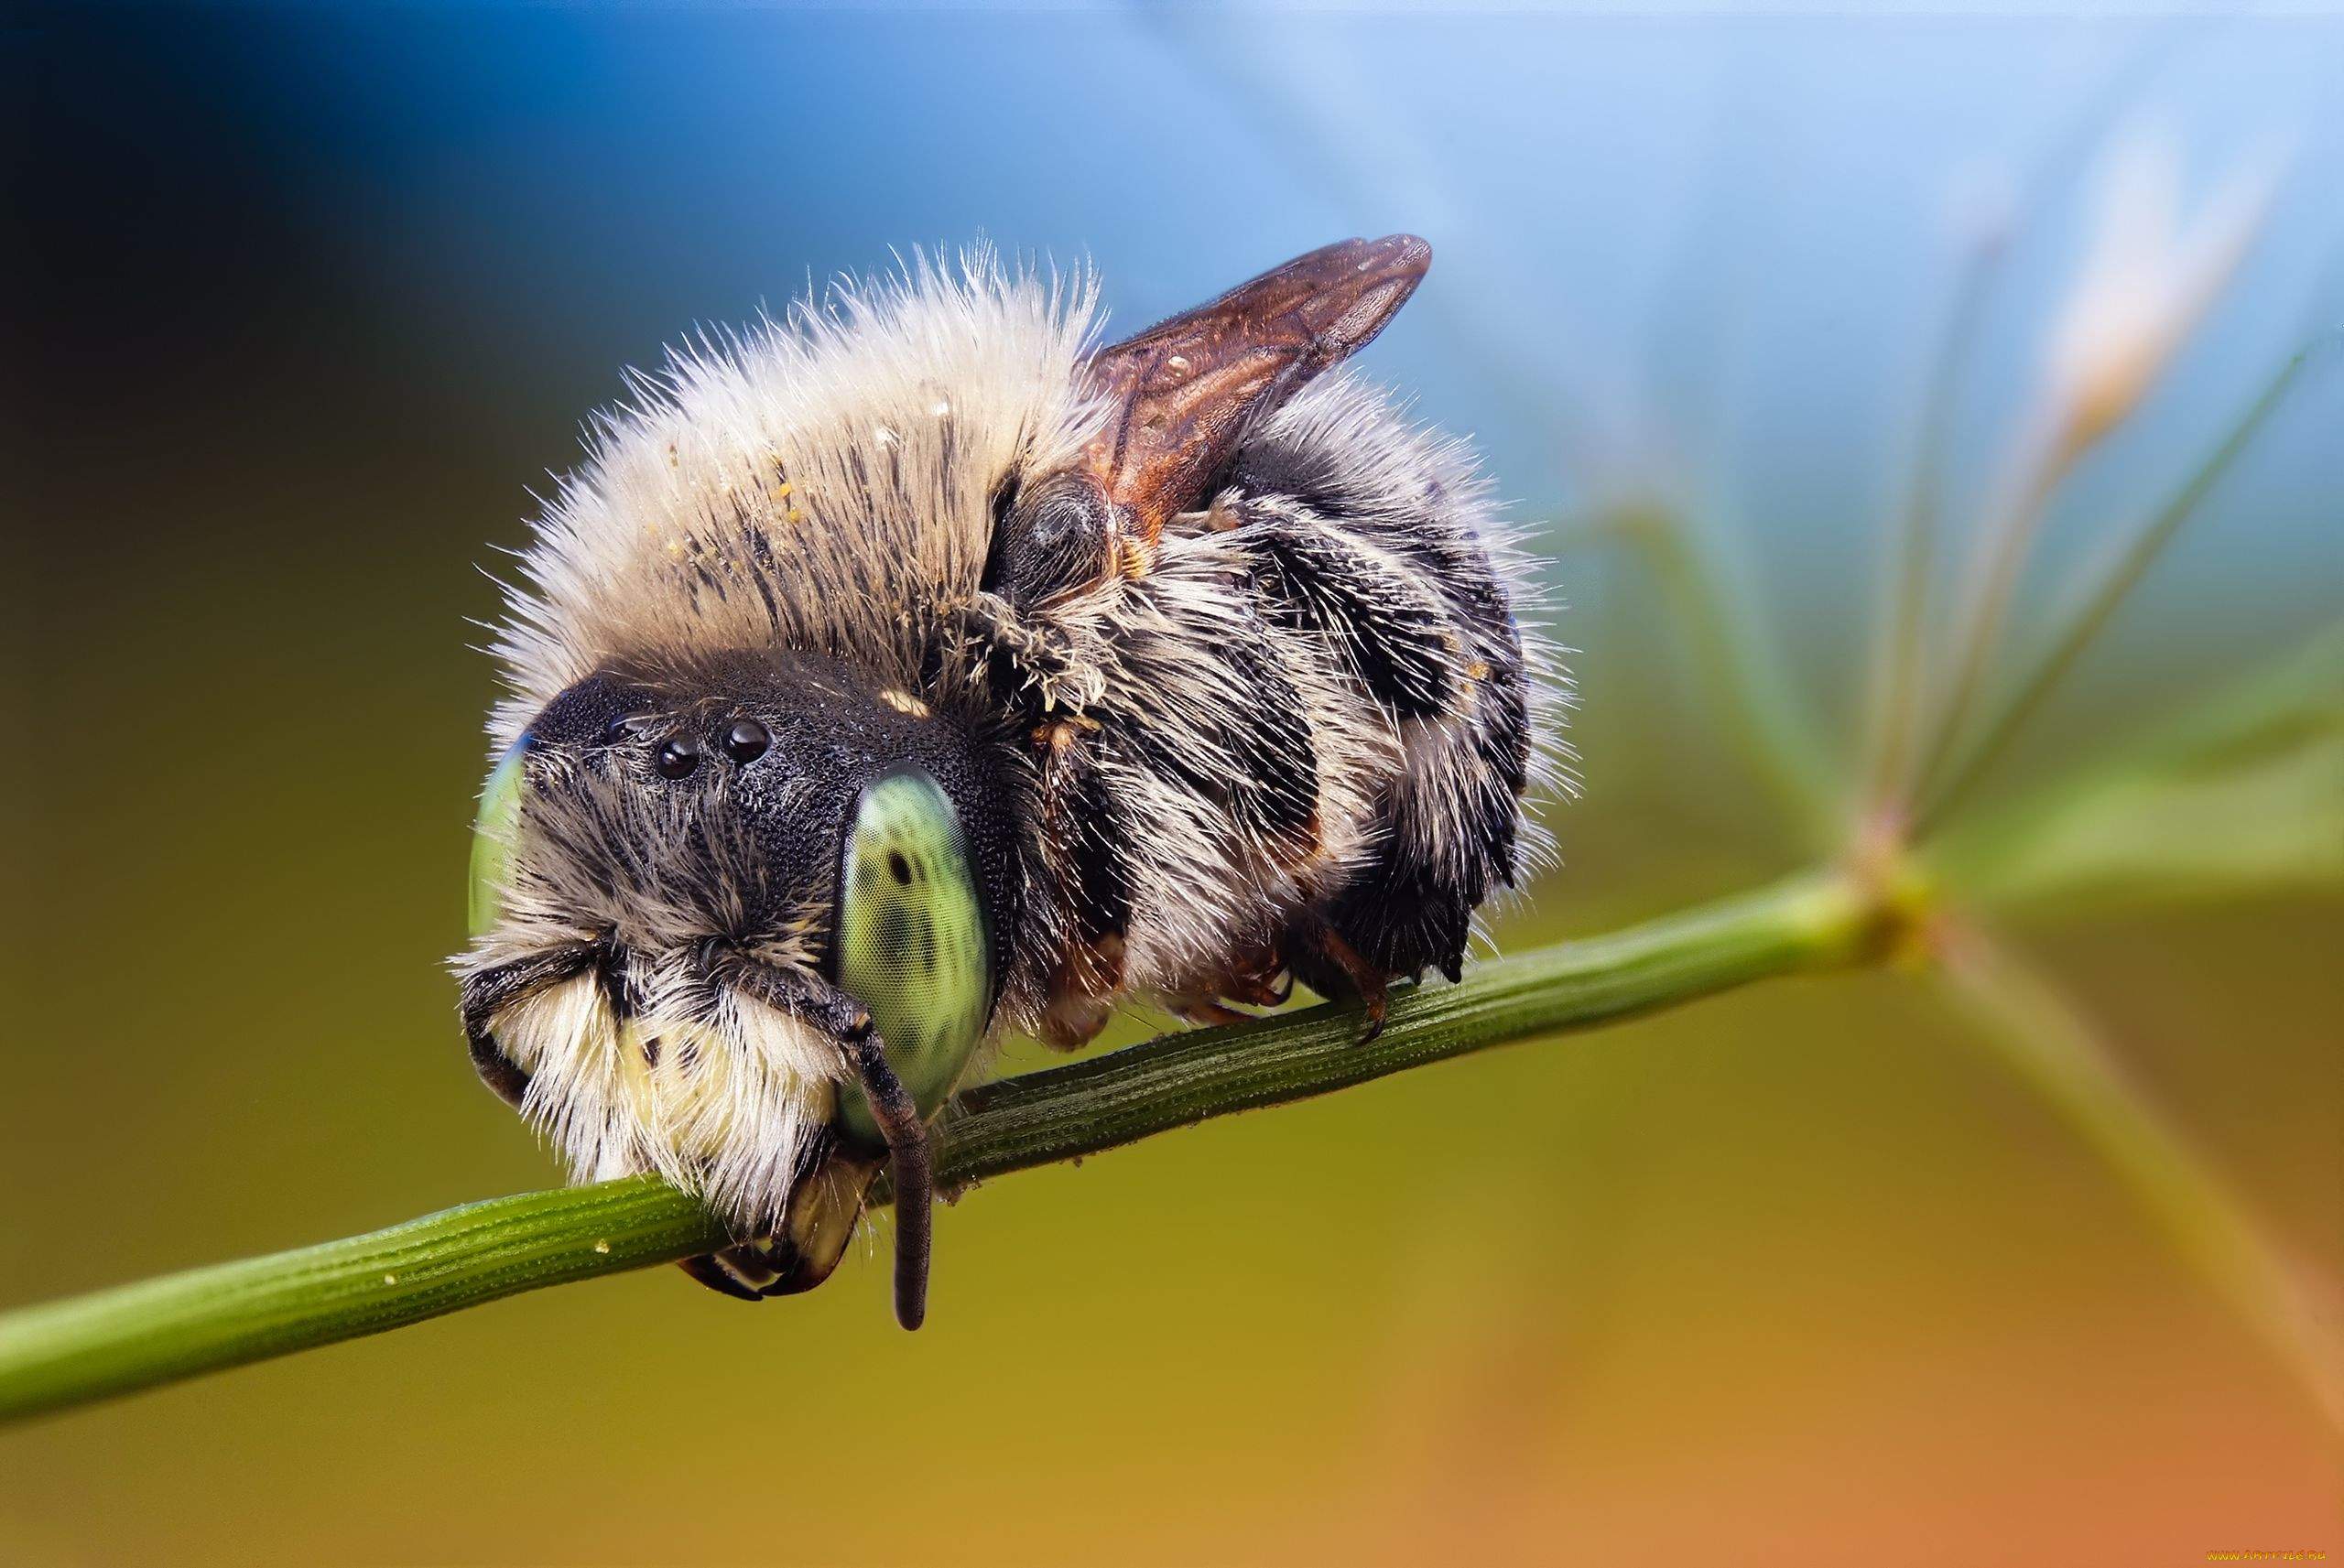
[1084,234,1431,546]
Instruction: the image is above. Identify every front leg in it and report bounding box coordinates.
[457,941,606,1108]
[954,589,1104,716]
[1286,911,1393,1044]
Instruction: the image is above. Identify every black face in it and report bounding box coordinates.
[520,650,1015,979]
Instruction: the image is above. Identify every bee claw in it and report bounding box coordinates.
[1220,959,1293,1010]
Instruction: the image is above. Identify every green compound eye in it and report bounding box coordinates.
[836,764,994,1142]
[468,739,530,939]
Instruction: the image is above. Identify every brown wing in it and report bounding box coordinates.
[1083,234,1432,547]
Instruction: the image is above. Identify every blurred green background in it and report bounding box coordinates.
[3,6,2339,1564]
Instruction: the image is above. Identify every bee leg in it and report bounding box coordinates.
[1038,987,1117,1051]
[1222,945,1294,1009]
[1289,915,1391,1044]
[1167,945,1295,1027]
[960,590,1094,714]
[457,943,602,1108]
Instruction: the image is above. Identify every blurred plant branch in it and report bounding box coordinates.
[1908,140,2283,816]
[1930,916,2344,1435]
[1563,499,1841,846]
[1556,266,2339,1443]
[1824,136,2339,1437]
[1915,334,2336,833]
[0,868,1881,1426]
[1864,228,2006,818]
[1932,621,2344,914]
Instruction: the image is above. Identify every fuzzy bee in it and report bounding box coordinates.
[459,236,1560,1329]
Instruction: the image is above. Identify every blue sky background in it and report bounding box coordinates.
[172,7,2339,740]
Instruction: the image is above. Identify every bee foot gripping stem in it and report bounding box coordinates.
[1292,916,1390,1044]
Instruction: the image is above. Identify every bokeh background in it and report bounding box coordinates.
[4,5,2340,1564]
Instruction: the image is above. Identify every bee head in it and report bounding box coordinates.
[454,648,1007,1271]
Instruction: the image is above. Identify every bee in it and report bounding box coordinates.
[458,236,1560,1330]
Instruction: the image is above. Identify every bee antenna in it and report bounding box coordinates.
[705,956,937,1331]
[841,1022,933,1332]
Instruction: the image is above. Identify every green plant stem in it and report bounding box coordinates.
[0,1181,732,1430]
[938,868,1872,1183]
[0,869,1875,1426]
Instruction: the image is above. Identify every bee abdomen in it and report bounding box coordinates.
[1222,381,1547,988]
[1100,593,1322,850]
[1236,499,1460,723]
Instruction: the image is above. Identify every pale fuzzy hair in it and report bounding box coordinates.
[492,967,837,1229]
[488,246,1101,751]
[468,247,1568,1234]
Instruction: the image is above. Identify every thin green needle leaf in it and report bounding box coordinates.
[1630,514,1841,845]
[1932,620,2344,913]
[1863,233,2001,817]
[1931,920,2344,1437]
[1916,337,2333,834]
